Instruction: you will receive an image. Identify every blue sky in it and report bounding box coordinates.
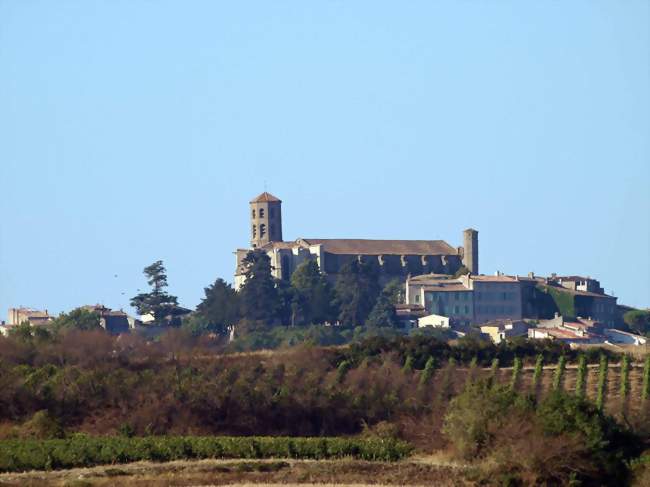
[0,1,648,316]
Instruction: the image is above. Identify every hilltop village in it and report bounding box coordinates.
[2,192,648,349]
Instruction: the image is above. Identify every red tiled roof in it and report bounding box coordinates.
[250,192,281,203]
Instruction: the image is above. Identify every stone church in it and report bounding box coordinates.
[234,192,478,290]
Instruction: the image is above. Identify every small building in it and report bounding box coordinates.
[7,307,52,326]
[480,320,530,344]
[418,313,451,328]
[603,329,648,346]
[395,304,427,330]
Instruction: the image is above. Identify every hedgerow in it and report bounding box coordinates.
[0,435,412,472]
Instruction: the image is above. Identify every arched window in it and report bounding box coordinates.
[252,209,256,218]
[259,208,265,218]
[260,223,266,237]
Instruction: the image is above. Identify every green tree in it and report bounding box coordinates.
[238,250,282,326]
[130,260,180,324]
[333,260,381,326]
[623,309,650,336]
[290,260,335,325]
[596,354,608,411]
[365,281,400,328]
[575,355,587,399]
[51,308,101,333]
[184,278,240,336]
[382,278,404,304]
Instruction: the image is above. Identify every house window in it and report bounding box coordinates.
[252,224,257,238]
[260,223,266,237]
[252,209,256,218]
[464,305,469,314]
[415,295,420,303]
[259,208,265,218]
[454,306,459,314]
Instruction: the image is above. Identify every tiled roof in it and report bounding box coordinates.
[301,239,458,256]
[471,275,519,282]
[250,192,281,203]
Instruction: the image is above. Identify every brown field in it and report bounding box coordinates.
[0,458,474,487]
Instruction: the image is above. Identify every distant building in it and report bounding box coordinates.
[405,273,523,325]
[235,192,478,289]
[418,313,452,328]
[7,307,52,326]
[480,320,530,344]
[395,303,427,330]
[82,305,133,335]
[1,307,53,336]
[528,315,605,344]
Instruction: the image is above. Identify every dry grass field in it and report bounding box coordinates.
[0,458,474,487]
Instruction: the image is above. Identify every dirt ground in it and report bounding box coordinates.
[0,457,474,487]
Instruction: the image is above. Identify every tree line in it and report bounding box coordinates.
[133,251,403,338]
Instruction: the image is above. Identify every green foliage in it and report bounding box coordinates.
[333,260,381,326]
[381,279,404,304]
[537,284,576,319]
[365,281,400,329]
[50,309,101,333]
[575,354,587,399]
[130,260,180,324]
[510,357,522,392]
[620,355,630,399]
[597,353,609,411]
[289,260,335,325]
[623,310,650,336]
[490,357,499,383]
[186,278,239,336]
[443,381,524,459]
[20,410,64,439]
[336,360,352,383]
[641,355,650,401]
[532,354,544,392]
[238,250,282,326]
[227,324,354,352]
[553,355,566,391]
[444,383,643,485]
[402,355,414,374]
[0,435,412,472]
[419,356,435,386]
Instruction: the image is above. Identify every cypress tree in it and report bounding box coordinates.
[490,357,499,386]
[553,355,566,391]
[641,355,650,401]
[419,356,436,386]
[532,354,544,393]
[510,357,522,392]
[620,355,630,399]
[402,355,414,374]
[596,354,608,411]
[575,354,587,399]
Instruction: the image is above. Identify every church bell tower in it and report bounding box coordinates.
[250,192,283,248]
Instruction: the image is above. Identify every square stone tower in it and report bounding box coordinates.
[250,192,283,248]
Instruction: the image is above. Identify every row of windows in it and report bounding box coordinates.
[475,305,517,315]
[251,208,276,219]
[425,292,470,302]
[476,291,517,301]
